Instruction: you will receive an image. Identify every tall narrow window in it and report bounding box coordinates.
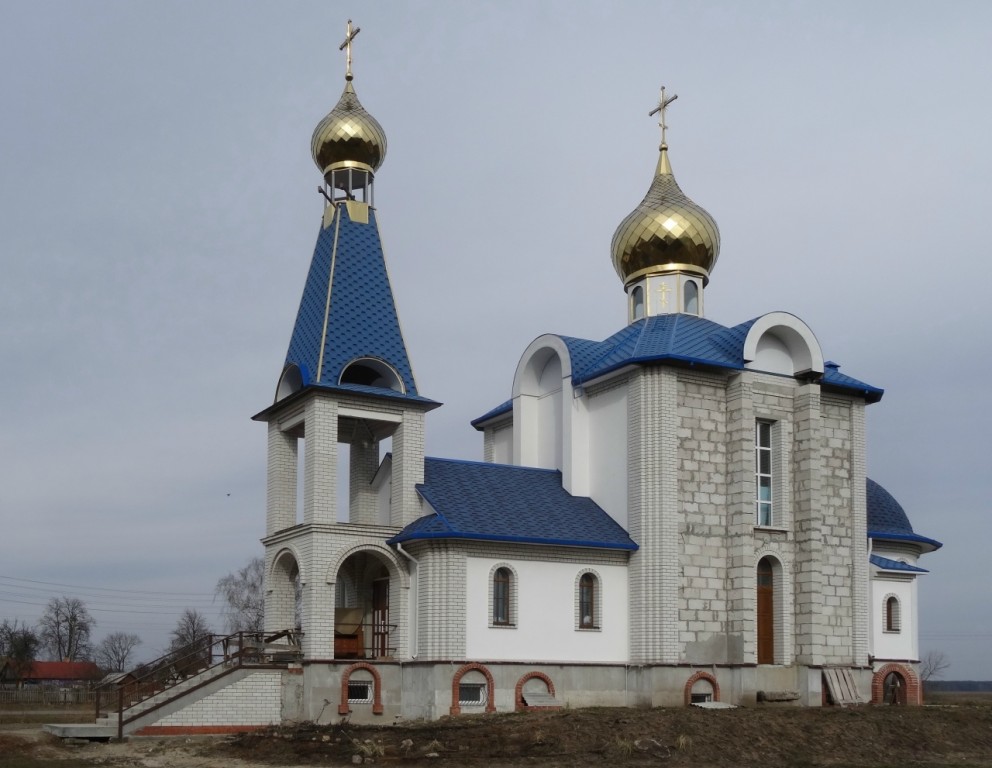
[631,285,645,320]
[493,567,511,625]
[755,420,773,526]
[684,280,699,315]
[884,595,901,632]
[579,573,596,629]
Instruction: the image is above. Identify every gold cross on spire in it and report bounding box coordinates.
[648,85,678,148]
[339,19,361,81]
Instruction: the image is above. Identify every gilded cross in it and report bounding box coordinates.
[339,19,361,81]
[657,282,670,308]
[648,85,678,147]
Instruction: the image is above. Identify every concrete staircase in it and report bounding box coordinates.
[96,662,245,735]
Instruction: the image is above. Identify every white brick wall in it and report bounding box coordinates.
[155,671,282,727]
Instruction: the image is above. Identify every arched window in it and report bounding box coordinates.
[493,567,511,626]
[631,285,645,320]
[579,572,597,629]
[684,280,699,315]
[756,557,775,664]
[884,595,901,633]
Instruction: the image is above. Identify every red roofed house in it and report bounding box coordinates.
[0,660,102,688]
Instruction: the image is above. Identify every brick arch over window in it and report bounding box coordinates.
[515,671,558,711]
[871,663,921,706]
[450,663,496,716]
[683,671,720,706]
[338,662,384,715]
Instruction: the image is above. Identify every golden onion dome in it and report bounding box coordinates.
[611,144,720,286]
[311,79,387,181]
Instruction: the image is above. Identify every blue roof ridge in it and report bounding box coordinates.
[425,456,561,474]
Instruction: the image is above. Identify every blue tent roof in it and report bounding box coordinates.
[284,204,419,396]
[869,553,929,573]
[473,314,882,427]
[388,458,637,551]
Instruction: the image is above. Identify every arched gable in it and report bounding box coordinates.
[512,334,573,398]
[275,363,306,402]
[743,312,824,377]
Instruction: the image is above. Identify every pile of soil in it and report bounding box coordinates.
[222,704,992,766]
[4,703,992,767]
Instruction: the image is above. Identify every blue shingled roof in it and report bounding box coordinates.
[473,314,882,427]
[866,478,942,551]
[285,204,418,395]
[869,553,929,573]
[387,458,637,551]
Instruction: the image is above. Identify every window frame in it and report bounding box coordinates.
[489,563,517,628]
[458,682,487,706]
[755,420,774,527]
[575,569,602,631]
[347,680,373,704]
[883,594,901,633]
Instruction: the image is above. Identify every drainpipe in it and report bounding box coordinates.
[395,542,419,659]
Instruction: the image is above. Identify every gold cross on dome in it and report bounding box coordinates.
[648,85,678,147]
[339,19,361,81]
[657,282,670,308]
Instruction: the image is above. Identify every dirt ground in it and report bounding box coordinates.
[3,699,992,768]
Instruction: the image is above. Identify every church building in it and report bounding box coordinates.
[244,32,942,721]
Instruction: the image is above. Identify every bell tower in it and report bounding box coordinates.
[254,21,438,661]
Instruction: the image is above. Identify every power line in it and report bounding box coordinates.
[0,574,215,597]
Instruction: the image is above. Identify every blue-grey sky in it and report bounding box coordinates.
[1,2,989,676]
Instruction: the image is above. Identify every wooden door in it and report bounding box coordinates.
[756,558,774,664]
[372,579,389,658]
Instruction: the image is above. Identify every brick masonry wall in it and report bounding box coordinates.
[627,367,680,663]
[154,671,282,727]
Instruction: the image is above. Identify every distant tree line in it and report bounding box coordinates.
[1,557,265,686]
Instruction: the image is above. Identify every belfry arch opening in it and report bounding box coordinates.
[340,358,404,392]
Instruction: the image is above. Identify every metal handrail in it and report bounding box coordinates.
[95,629,302,738]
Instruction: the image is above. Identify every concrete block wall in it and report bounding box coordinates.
[676,372,732,663]
[818,395,862,664]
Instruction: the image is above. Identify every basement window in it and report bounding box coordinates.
[348,681,373,704]
[690,692,712,704]
[459,683,486,706]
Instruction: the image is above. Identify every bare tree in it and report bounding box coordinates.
[169,608,212,651]
[95,632,142,672]
[168,609,213,674]
[37,597,94,661]
[215,557,265,633]
[920,650,951,681]
[1,620,40,687]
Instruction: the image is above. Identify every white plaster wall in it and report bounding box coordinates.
[536,386,563,471]
[492,424,512,464]
[586,385,628,528]
[464,556,628,662]
[870,575,917,660]
[375,466,391,525]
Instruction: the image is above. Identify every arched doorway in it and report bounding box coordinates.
[883,670,907,705]
[334,550,397,659]
[756,557,775,664]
